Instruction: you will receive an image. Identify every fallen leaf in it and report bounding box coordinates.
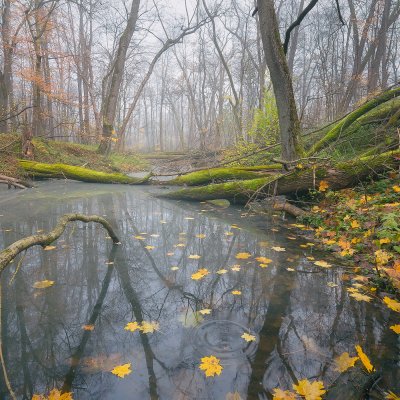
[271,246,286,252]
[134,235,145,240]
[327,282,338,287]
[184,217,194,220]
[392,185,400,193]
[217,269,228,274]
[355,345,375,373]
[43,245,56,251]
[351,220,360,229]
[171,266,179,271]
[191,268,209,280]
[33,280,55,289]
[111,363,132,378]
[241,332,256,342]
[189,254,201,259]
[199,309,211,315]
[196,234,206,239]
[287,268,295,272]
[293,379,326,400]
[124,322,141,333]
[231,290,242,295]
[199,355,223,377]
[235,252,251,259]
[225,231,234,236]
[349,292,372,302]
[272,388,297,400]
[174,243,186,248]
[150,234,160,238]
[318,180,329,192]
[334,352,359,372]
[166,252,174,256]
[141,321,159,333]
[386,391,400,399]
[314,260,332,268]
[32,389,73,400]
[383,296,400,312]
[390,325,400,334]
[145,245,155,250]
[255,256,272,264]
[82,324,95,331]
[231,265,241,271]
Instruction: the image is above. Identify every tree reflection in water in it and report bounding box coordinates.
[0,182,398,399]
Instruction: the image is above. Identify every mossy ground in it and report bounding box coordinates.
[0,134,148,179]
[298,174,400,296]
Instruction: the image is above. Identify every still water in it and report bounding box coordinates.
[0,181,399,399]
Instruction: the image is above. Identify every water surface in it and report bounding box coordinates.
[0,182,399,399]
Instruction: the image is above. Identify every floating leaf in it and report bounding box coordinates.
[134,235,145,240]
[125,322,141,333]
[231,290,242,295]
[33,280,55,289]
[235,252,251,259]
[82,324,95,331]
[287,268,295,272]
[111,363,132,378]
[255,257,272,264]
[293,379,326,400]
[191,268,209,280]
[349,292,372,302]
[216,269,228,274]
[334,352,359,372]
[196,234,206,239]
[271,246,286,252]
[171,266,179,271]
[355,345,375,373]
[150,234,160,238]
[327,282,338,287]
[43,245,56,251]
[314,260,332,268]
[225,231,233,236]
[144,245,155,250]
[184,217,194,220]
[166,252,174,256]
[272,388,297,400]
[383,296,400,312]
[140,321,159,333]
[241,332,256,342]
[259,263,270,268]
[189,254,201,259]
[174,243,186,248]
[32,389,73,400]
[199,355,223,377]
[390,325,400,334]
[199,309,211,315]
[231,265,241,271]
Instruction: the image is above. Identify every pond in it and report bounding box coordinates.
[0,181,399,399]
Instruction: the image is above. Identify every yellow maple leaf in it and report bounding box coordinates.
[225,231,234,236]
[272,388,297,400]
[383,296,400,312]
[241,333,256,342]
[144,245,155,250]
[196,234,206,239]
[231,290,242,295]
[349,292,372,302]
[199,309,211,315]
[293,379,326,400]
[235,252,251,259]
[271,246,286,252]
[140,321,159,333]
[318,180,329,192]
[375,250,391,265]
[231,265,241,271]
[334,352,359,372]
[189,254,201,259]
[171,266,179,271]
[133,235,146,240]
[255,257,272,264]
[216,269,228,274]
[392,185,400,193]
[379,238,391,245]
[82,324,95,331]
[314,260,332,268]
[124,321,141,332]
[111,363,132,378]
[191,268,209,280]
[355,345,375,373]
[386,390,400,399]
[199,355,223,377]
[351,220,360,229]
[33,389,73,400]
[33,280,55,289]
[43,245,56,251]
[390,325,400,334]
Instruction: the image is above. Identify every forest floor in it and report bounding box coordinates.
[0,133,149,178]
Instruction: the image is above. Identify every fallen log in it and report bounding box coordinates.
[0,213,120,275]
[19,160,151,184]
[0,174,33,189]
[159,149,400,204]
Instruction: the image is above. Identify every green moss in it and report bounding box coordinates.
[308,87,400,156]
[19,160,149,184]
[170,167,276,186]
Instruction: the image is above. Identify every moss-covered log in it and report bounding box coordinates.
[160,150,400,203]
[19,160,150,184]
[0,213,120,274]
[168,166,278,186]
[307,86,400,156]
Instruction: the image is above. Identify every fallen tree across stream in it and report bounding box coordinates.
[0,213,120,274]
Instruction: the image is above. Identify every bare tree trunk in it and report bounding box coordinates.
[257,0,304,161]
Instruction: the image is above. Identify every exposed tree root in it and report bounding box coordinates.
[0,213,120,274]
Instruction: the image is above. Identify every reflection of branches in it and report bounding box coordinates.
[61,246,118,393]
